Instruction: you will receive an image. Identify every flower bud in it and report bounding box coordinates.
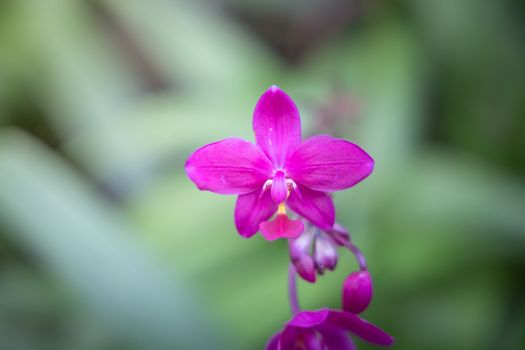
[293,254,316,283]
[289,230,314,261]
[313,235,338,274]
[342,270,373,314]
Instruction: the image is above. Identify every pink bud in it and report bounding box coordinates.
[313,235,338,274]
[342,270,373,314]
[293,254,316,283]
[289,230,314,261]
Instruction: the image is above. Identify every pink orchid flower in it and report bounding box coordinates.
[265,309,394,350]
[185,86,374,240]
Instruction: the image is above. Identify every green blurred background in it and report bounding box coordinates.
[1,0,524,349]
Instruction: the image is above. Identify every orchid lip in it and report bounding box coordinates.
[259,210,304,240]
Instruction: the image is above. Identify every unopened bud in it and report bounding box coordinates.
[342,270,373,314]
[313,235,338,274]
[293,254,316,283]
[289,230,314,261]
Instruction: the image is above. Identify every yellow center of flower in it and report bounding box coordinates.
[277,202,286,215]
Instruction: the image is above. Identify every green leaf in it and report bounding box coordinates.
[0,129,232,350]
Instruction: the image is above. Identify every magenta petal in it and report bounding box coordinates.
[287,185,335,230]
[319,327,356,350]
[265,332,280,350]
[271,170,287,203]
[235,190,277,238]
[287,135,374,192]
[342,271,373,314]
[288,309,330,328]
[259,214,304,240]
[279,326,303,350]
[186,137,273,194]
[293,254,317,283]
[253,86,302,168]
[303,330,324,350]
[326,311,394,346]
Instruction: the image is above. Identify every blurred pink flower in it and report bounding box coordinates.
[266,309,393,350]
[185,86,373,240]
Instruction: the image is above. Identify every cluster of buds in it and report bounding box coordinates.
[289,222,350,282]
[265,221,390,350]
[289,221,374,313]
[185,86,392,349]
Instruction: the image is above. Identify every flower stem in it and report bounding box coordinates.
[288,263,300,315]
[343,241,367,271]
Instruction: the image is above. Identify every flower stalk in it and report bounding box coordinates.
[343,239,367,271]
[288,263,301,316]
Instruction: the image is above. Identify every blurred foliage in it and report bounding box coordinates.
[0,0,524,349]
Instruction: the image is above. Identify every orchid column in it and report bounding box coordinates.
[185,86,393,349]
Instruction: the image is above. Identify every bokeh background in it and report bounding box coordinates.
[1,0,524,349]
